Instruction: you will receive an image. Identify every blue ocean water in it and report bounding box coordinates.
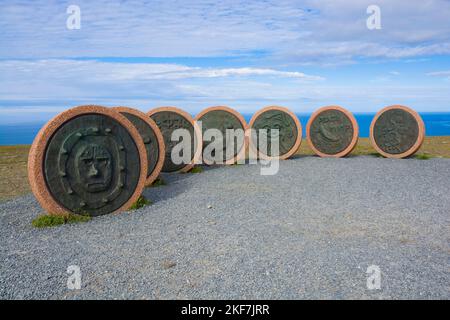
[1,112,450,146]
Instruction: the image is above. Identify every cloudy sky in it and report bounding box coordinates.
[1,0,450,123]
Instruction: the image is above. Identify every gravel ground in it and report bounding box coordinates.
[0,156,449,299]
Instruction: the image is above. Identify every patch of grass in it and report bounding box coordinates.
[128,195,152,210]
[32,215,65,228]
[150,177,165,187]
[230,162,244,167]
[0,145,30,202]
[188,166,203,173]
[369,152,384,158]
[414,153,433,160]
[32,213,91,228]
[296,137,450,158]
[66,213,91,223]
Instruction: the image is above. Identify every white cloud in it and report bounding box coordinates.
[427,70,450,77]
[0,59,323,81]
[1,0,450,63]
[1,0,450,119]
[0,59,324,114]
[0,59,448,115]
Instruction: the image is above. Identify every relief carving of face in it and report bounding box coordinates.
[75,144,112,193]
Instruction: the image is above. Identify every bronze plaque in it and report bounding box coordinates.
[251,109,298,157]
[372,108,420,155]
[197,108,245,163]
[43,114,143,216]
[309,109,355,156]
[150,110,195,172]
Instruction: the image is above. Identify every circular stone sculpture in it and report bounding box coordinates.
[249,106,302,160]
[195,106,247,165]
[113,107,165,186]
[370,105,425,158]
[148,107,201,173]
[307,106,359,158]
[28,105,148,217]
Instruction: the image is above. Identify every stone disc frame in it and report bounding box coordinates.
[306,106,359,158]
[28,105,148,216]
[370,105,425,159]
[113,106,165,185]
[195,106,248,165]
[248,106,302,160]
[147,106,202,173]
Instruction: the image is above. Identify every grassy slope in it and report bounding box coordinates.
[0,145,30,202]
[1,137,449,202]
[298,136,450,158]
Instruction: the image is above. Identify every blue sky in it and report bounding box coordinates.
[1,0,450,124]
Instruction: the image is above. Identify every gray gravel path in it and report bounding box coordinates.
[1,156,449,299]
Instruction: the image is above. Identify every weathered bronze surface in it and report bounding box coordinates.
[252,109,298,156]
[44,114,141,216]
[309,109,354,155]
[198,110,245,162]
[373,108,419,155]
[120,112,159,178]
[150,111,195,172]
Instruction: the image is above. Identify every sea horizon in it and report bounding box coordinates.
[1,111,450,146]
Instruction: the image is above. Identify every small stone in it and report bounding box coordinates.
[162,261,176,270]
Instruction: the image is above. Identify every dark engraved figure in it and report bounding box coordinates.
[252,110,297,156]
[309,109,354,155]
[373,109,419,154]
[75,144,112,193]
[150,111,195,172]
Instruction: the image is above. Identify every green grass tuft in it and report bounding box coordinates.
[369,152,384,158]
[230,162,244,167]
[150,177,165,187]
[414,153,433,160]
[189,166,203,173]
[32,215,65,228]
[129,195,152,210]
[32,213,91,228]
[66,213,91,223]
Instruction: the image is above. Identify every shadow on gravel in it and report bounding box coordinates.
[289,154,315,160]
[141,170,203,204]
